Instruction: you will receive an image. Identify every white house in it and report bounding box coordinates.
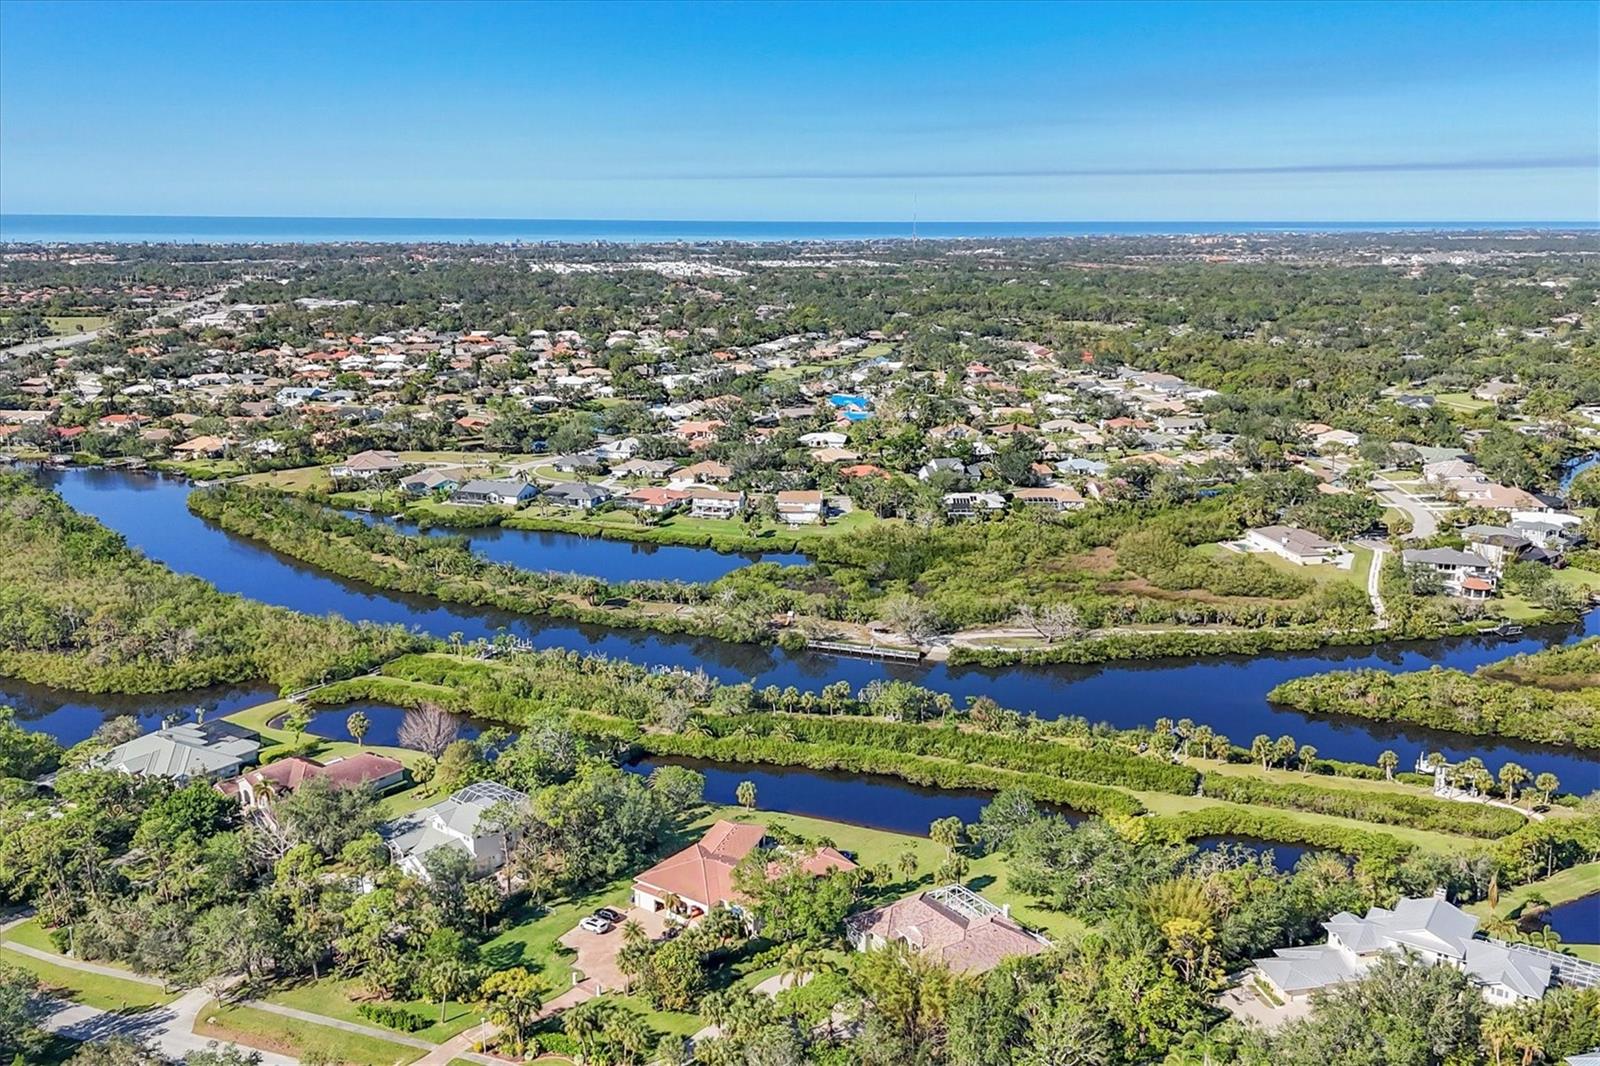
[1245,525,1341,566]
[382,781,529,880]
[330,449,406,479]
[943,491,1007,517]
[687,488,745,520]
[1252,895,1572,1007]
[774,490,825,525]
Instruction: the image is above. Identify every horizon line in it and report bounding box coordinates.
[3,212,1597,226]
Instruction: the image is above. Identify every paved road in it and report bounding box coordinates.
[3,940,167,985]
[1371,478,1441,540]
[42,987,298,1065]
[0,293,222,364]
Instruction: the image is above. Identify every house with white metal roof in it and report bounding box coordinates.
[1253,895,1572,1007]
[99,720,261,784]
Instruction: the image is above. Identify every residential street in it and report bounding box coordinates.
[1370,477,1442,540]
[40,987,299,1065]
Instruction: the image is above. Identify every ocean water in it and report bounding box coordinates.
[1,214,1592,245]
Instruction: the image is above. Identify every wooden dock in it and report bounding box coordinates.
[806,640,923,662]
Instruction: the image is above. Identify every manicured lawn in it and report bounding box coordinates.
[0,946,176,1011]
[153,458,246,480]
[1464,862,1600,920]
[2,915,63,953]
[1230,543,1370,593]
[265,976,481,1044]
[1349,546,1375,593]
[45,315,110,334]
[195,1001,425,1065]
[1432,392,1493,414]
[1550,566,1600,595]
[239,466,333,493]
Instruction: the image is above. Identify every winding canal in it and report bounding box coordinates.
[12,467,1600,790]
[355,510,808,583]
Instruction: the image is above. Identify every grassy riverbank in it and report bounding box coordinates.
[303,651,1546,862]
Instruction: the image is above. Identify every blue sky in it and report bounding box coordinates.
[1,0,1595,220]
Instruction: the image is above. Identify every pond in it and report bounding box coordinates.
[1535,893,1600,944]
[625,757,1324,874]
[623,755,1011,837]
[26,466,1600,787]
[292,699,492,748]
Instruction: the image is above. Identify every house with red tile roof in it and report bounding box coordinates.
[225,751,406,809]
[847,884,1049,974]
[630,820,855,920]
[621,486,690,514]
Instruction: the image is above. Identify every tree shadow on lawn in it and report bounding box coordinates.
[479,939,531,970]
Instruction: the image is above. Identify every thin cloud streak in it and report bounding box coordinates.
[627,156,1600,181]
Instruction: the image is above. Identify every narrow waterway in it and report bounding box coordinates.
[19,467,1600,788]
[354,510,808,583]
[1558,451,1599,494]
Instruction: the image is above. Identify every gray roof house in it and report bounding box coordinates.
[383,781,530,880]
[918,457,969,482]
[1245,525,1340,565]
[400,468,462,495]
[543,482,613,509]
[1253,895,1564,1007]
[99,720,261,783]
[450,479,538,507]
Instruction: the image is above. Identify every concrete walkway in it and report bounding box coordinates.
[3,940,169,987]
[1365,544,1389,626]
[244,998,439,1051]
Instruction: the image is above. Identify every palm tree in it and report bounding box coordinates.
[1513,1023,1545,1066]
[1534,772,1559,806]
[1498,762,1529,804]
[735,780,757,810]
[1482,1011,1518,1066]
[426,957,475,1024]
[779,940,830,990]
[1377,750,1399,781]
[897,849,919,882]
[1297,744,1317,773]
[563,999,620,1061]
[346,710,370,748]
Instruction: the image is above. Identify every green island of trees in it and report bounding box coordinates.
[1269,637,1600,750]
[0,474,420,694]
